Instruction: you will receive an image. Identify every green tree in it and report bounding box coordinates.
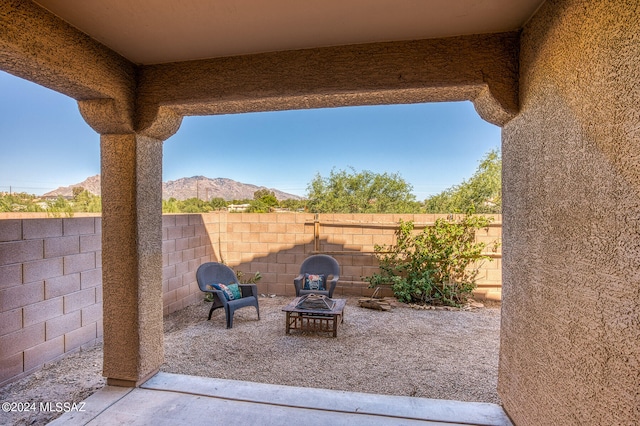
[306,167,419,213]
[280,198,307,212]
[162,197,180,213]
[180,197,212,213]
[84,194,101,212]
[46,196,74,217]
[253,189,279,210]
[209,197,228,211]
[0,192,46,212]
[71,188,101,212]
[230,198,253,205]
[246,199,270,213]
[424,148,501,214]
[72,186,85,199]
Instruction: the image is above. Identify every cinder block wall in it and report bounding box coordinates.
[0,213,501,385]
[212,212,501,299]
[0,218,102,386]
[499,0,640,424]
[161,214,216,315]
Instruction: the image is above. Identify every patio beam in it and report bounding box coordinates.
[0,0,137,132]
[137,32,519,126]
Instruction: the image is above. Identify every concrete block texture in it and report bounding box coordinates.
[64,252,96,274]
[80,234,101,253]
[23,257,63,283]
[499,1,640,425]
[80,268,102,289]
[81,302,103,326]
[45,274,81,300]
[0,323,45,359]
[0,308,22,336]
[0,264,22,290]
[23,297,64,327]
[0,219,21,242]
[0,239,43,266]
[44,235,80,258]
[64,288,96,314]
[23,219,63,239]
[46,310,81,340]
[0,282,44,313]
[63,217,96,236]
[23,335,64,371]
[65,323,97,352]
[0,352,23,384]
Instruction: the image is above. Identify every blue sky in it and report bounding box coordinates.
[0,70,500,200]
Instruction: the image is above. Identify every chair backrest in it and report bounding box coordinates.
[196,262,239,292]
[299,254,340,278]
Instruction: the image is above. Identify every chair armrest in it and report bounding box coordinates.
[203,289,228,307]
[327,275,339,294]
[293,274,305,292]
[239,283,258,298]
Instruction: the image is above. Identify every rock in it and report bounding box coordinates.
[358,298,392,311]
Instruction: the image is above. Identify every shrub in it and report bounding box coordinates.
[364,214,497,307]
[235,270,262,284]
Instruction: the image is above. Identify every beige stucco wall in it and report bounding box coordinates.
[499,0,640,424]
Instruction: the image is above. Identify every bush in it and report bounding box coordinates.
[364,215,497,307]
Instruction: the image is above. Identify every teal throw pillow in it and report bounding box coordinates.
[209,283,238,301]
[227,283,242,300]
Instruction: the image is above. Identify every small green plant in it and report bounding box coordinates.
[364,214,497,307]
[236,270,262,284]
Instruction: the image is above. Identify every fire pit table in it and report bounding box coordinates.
[282,295,346,337]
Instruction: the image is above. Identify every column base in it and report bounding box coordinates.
[106,368,160,388]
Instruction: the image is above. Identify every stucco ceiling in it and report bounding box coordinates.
[34,0,545,65]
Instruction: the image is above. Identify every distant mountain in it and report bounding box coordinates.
[42,175,303,201]
[162,176,303,201]
[42,175,102,198]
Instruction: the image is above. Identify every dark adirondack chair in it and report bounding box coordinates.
[196,262,260,328]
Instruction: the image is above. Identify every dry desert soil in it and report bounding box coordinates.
[1,295,501,425]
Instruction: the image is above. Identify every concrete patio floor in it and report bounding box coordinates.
[49,372,512,425]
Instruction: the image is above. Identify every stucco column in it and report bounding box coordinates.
[78,93,181,387]
[100,133,164,386]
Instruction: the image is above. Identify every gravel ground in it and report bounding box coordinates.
[0,296,501,425]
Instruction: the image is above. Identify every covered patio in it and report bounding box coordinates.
[50,372,512,425]
[1,1,639,424]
